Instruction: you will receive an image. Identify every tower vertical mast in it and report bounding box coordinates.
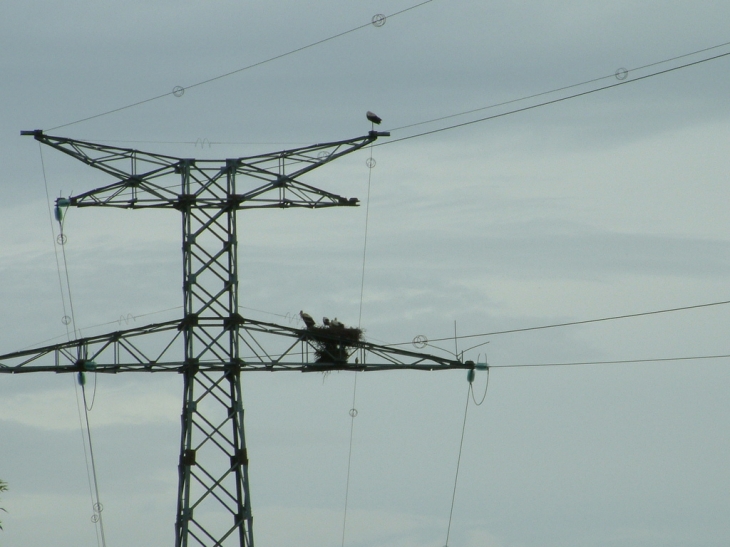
[175,158,254,546]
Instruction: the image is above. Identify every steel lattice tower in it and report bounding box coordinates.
[1,129,476,547]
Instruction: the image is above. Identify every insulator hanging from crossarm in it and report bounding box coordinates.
[466,358,488,383]
[55,197,70,222]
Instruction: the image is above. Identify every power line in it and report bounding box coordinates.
[387,299,730,348]
[358,144,375,328]
[58,39,730,147]
[72,139,312,147]
[491,353,730,368]
[71,376,103,547]
[378,49,730,146]
[445,384,471,547]
[46,0,436,132]
[80,381,108,547]
[41,138,106,547]
[38,145,71,342]
[17,306,184,352]
[342,140,375,547]
[340,374,358,547]
[18,302,300,352]
[387,39,730,133]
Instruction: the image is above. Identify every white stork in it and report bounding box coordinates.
[366,111,382,125]
[299,310,316,329]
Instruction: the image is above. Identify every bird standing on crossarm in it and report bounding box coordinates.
[299,310,315,329]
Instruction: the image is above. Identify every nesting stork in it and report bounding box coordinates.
[299,310,316,329]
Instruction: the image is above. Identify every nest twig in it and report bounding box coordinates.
[308,324,363,363]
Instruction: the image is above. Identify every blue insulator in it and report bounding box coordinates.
[77,371,86,386]
[55,198,70,222]
[467,369,475,384]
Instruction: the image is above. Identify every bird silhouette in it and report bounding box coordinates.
[299,310,315,329]
[366,111,382,125]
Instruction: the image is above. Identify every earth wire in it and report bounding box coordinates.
[46,0,437,132]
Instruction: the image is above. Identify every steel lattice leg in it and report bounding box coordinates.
[176,369,253,547]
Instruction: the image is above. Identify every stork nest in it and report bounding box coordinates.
[308,324,363,363]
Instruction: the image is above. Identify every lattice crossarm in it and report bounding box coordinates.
[22,130,183,181]
[227,179,358,209]
[70,172,184,209]
[25,131,389,213]
[235,131,384,177]
[280,131,383,179]
[228,131,386,195]
[270,131,386,178]
[0,320,183,373]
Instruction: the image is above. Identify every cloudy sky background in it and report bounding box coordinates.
[1,1,730,546]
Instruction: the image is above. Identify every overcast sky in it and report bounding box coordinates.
[2,1,730,546]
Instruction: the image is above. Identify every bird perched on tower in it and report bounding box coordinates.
[299,310,315,329]
[366,111,382,125]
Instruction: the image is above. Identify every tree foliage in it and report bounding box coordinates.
[0,479,7,531]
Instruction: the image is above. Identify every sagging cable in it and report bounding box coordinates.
[445,360,489,546]
[78,371,108,547]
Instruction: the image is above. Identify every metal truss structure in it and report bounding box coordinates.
[1,130,476,547]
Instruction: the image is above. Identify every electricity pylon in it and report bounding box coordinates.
[1,129,477,547]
